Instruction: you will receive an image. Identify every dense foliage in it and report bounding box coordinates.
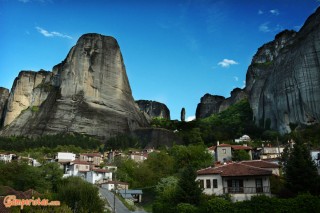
[0,134,101,152]
[0,161,105,212]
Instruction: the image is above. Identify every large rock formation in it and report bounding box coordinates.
[245,7,320,133]
[0,87,9,126]
[0,33,149,138]
[135,100,170,120]
[3,70,52,127]
[196,88,248,119]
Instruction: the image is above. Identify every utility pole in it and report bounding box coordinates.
[113,173,116,213]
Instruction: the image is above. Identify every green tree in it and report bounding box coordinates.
[56,177,104,213]
[174,166,202,205]
[41,162,63,192]
[232,150,251,161]
[283,138,319,195]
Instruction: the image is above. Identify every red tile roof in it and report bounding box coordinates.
[105,181,128,185]
[71,160,92,165]
[80,153,101,157]
[240,160,280,168]
[213,144,252,150]
[231,145,252,150]
[91,168,110,173]
[197,162,272,177]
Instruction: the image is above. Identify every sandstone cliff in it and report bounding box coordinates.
[135,100,170,120]
[0,87,9,126]
[196,88,248,119]
[1,33,149,138]
[246,7,320,133]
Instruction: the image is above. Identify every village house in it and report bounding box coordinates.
[86,168,112,184]
[210,142,253,163]
[102,180,129,191]
[55,152,76,163]
[196,162,272,202]
[128,152,148,163]
[258,146,284,160]
[79,153,102,166]
[235,135,251,143]
[63,160,92,178]
[0,153,16,163]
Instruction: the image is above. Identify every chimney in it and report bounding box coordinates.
[217,141,220,146]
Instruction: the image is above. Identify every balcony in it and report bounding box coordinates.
[223,186,270,194]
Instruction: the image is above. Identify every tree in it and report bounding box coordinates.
[232,150,251,161]
[41,162,63,192]
[283,138,320,195]
[174,166,202,205]
[56,177,105,213]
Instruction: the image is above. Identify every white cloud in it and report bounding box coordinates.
[270,9,280,15]
[258,10,264,15]
[233,76,239,81]
[36,27,72,39]
[217,59,238,68]
[186,116,196,122]
[259,22,270,32]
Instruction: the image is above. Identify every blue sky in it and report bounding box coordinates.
[1,0,319,120]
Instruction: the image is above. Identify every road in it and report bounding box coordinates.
[99,187,147,213]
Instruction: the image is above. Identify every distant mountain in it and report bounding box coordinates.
[0,34,149,138]
[196,7,320,134]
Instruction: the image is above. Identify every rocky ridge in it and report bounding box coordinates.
[196,88,248,119]
[0,33,149,138]
[135,100,170,120]
[245,7,320,133]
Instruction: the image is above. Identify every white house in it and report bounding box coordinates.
[0,153,16,163]
[63,160,91,178]
[86,168,112,184]
[197,162,272,202]
[56,152,76,162]
[235,135,251,143]
[102,181,129,191]
[259,147,284,160]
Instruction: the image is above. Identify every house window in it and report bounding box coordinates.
[76,165,78,169]
[199,179,204,189]
[206,179,211,188]
[213,179,218,188]
[227,179,243,193]
[256,178,263,193]
[222,149,226,154]
[86,165,89,169]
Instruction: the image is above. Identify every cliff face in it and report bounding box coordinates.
[0,87,9,126]
[196,88,248,119]
[3,70,52,127]
[1,33,149,138]
[246,8,320,133]
[135,100,170,120]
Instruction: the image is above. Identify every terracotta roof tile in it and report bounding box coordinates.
[240,160,280,168]
[197,162,272,177]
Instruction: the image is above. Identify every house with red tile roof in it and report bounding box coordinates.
[79,153,102,166]
[213,143,252,163]
[86,168,112,184]
[240,160,280,176]
[196,162,272,202]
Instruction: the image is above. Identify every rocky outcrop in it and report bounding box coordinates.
[246,7,320,133]
[135,100,170,120]
[0,87,9,127]
[3,70,52,127]
[196,88,248,119]
[1,33,149,138]
[196,94,225,119]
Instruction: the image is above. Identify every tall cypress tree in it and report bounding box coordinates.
[174,166,202,205]
[284,138,319,195]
